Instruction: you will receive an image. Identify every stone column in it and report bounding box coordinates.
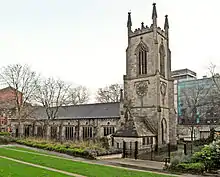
[34,126,38,136]
[29,125,33,137]
[18,123,24,137]
[79,126,82,141]
[99,126,104,137]
[46,126,51,140]
[61,126,65,142]
[11,124,16,137]
[56,126,60,140]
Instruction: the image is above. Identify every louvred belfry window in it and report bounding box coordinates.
[136,39,149,75]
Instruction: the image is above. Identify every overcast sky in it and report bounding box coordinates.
[0,0,219,92]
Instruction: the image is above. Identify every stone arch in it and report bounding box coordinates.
[161,118,167,144]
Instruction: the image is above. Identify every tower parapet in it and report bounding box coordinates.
[129,25,152,38]
[127,3,168,40]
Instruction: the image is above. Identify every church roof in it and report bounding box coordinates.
[34,102,120,120]
[113,116,156,137]
[113,119,138,137]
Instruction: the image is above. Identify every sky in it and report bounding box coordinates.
[0,0,219,95]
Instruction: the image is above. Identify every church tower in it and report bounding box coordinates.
[117,3,176,149]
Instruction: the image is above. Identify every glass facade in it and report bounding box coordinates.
[177,77,217,124]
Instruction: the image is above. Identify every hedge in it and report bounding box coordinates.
[176,162,205,174]
[16,139,96,159]
[0,132,10,136]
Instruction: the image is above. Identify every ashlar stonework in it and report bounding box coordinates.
[7,3,176,152]
[113,3,177,150]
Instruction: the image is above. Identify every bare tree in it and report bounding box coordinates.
[35,77,70,120]
[209,63,220,97]
[96,83,122,103]
[68,85,89,105]
[179,79,214,153]
[0,64,40,135]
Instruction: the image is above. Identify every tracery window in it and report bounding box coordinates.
[136,40,148,75]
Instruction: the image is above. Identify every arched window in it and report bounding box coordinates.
[161,118,167,144]
[136,40,148,75]
[159,40,165,77]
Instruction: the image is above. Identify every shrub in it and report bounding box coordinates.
[15,139,96,159]
[0,132,10,136]
[191,141,220,171]
[176,162,205,174]
[0,136,15,144]
[170,156,181,168]
[99,137,109,149]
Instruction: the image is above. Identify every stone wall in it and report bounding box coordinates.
[10,117,119,141]
[177,124,220,141]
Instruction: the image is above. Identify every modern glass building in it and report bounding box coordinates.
[172,68,219,125]
[177,77,217,125]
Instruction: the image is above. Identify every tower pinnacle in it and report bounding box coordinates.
[164,15,169,29]
[127,12,132,29]
[152,3,157,19]
[152,3,158,42]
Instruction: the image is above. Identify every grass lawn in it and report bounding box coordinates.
[6,146,61,157]
[0,157,72,177]
[0,146,173,177]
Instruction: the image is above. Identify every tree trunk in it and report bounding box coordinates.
[191,125,194,154]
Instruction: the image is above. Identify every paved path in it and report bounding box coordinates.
[0,155,85,177]
[102,158,164,171]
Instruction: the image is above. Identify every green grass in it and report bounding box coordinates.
[0,157,72,177]
[0,147,172,177]
[6,146,60,157]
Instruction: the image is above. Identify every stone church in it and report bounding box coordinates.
[8,3,177,150]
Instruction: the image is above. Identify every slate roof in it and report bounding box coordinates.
[34,102,120,120]
[113,119,138,137]
[113,116,156,137]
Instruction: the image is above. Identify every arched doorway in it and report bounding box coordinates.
[161,118,167,144]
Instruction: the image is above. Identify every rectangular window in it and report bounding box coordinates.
[24,126,30,137]
[65,126,75,140]
[143,136,153,145]
[83,126,93,140]
[103,126,115,136]
[142,137,145,145]
[37,126,43,137]
[51,126,57,140]
[117,143,120,148]
[147,137,150,144]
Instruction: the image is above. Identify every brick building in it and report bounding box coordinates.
[0,87,22,132]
